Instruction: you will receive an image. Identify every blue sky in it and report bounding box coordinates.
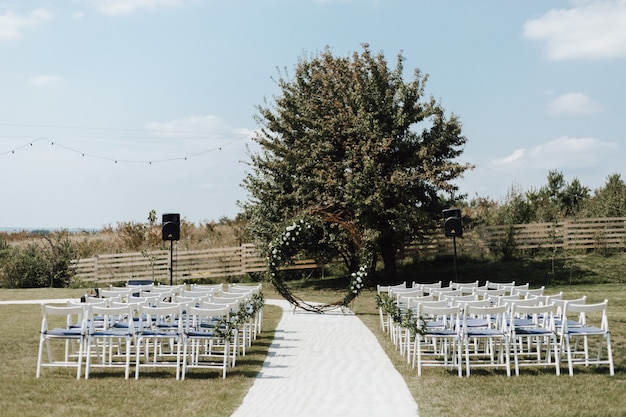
[1,0,625,229]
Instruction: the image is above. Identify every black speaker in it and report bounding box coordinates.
[442,209,462,237]
[162,213,180,241]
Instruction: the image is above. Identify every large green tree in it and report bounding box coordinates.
[242,45,472,282]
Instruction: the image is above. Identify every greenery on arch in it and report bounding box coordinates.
[265,210,373,312]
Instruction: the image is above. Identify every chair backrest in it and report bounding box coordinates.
[530,291,563,305]
[137,303,183,332]
[185,305,231,333]
[474,288,506,299]
[463,304,508,331]
[201,298,239,314]
[509,303,558,330]
[40,304,86,334]
[449,280,479,290]
[87,304,134,332]
[516,286,545,298]
[99,288,132,300]
[388,286,419,299]
[485,280,515,290]
[431,289,460,300]
[441,294,477,304]
[174,295,204,308]
[562,299,609,331]
[190,283,224,295]
[181,289,215,299]
[504,283,529,295]
[405,297,443,315]
[552,296,587,316]
[420,281,443,295]
[420,304,462,330]
[502,298,540,309]
[405,294,436,308]
[491,294,523,305]
[456,298,492,308]
[226,284,261,295]
[395,289,424,303]
[156,283,187,295]
[218,292,248,301]
[126,283,154,295]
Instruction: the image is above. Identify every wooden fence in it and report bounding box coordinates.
[73,244,267,284]
[72,217,626,285]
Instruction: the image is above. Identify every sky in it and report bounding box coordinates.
[1,0,625,230]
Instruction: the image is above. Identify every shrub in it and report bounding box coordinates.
[0,231,77,288]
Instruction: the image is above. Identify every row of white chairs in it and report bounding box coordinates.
[378,281,614,377]
[36,283,263,380]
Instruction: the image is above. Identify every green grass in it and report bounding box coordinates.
[0,294,282,417]
[1,252,625,417]
[287,252,626,417]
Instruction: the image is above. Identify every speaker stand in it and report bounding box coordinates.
[452,235,458,282]
[169,240,174,286]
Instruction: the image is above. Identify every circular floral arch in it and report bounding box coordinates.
[266,210,371,313]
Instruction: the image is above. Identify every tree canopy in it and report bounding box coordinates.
[242,44,472,282]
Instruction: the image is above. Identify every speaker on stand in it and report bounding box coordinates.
[162,213,180,285]
[442,209,463,281]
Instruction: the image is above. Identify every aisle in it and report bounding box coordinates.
[230,299,418,417]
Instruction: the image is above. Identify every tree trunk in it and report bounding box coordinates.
[378,240,397,284]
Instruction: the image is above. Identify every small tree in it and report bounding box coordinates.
[586,173,626,217]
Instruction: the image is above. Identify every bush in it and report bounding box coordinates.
[0,231,77,288]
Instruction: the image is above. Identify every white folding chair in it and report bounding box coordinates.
[560,299,614,376]
[85,304,135,379]
[36,304,87,379]
[462,304,511,377]
[182,305,233,379]
[509,303,560,375]
[413,304,463,377]
[135,303,184,379]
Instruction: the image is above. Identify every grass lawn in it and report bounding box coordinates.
[0,288,282,417]
[1,252,625,417]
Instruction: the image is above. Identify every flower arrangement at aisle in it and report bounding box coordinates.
[375,292,425,337]
[350,265,368,294]
[266,211,371,313]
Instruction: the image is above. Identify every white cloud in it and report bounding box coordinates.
[29,74,65,87]
[493,136,618,171]
[493,149,526,167]
[547,92,602,115]
[87,0,186,16]
[523,0,626,60]
[0,8,52,41]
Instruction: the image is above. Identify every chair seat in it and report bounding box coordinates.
[186,330,218,338]
[424,329,458,337]
[467,328,505,337]
[140,330,179,337]
[512,318,534,327]
[45,328,83,337]
[464,318,489,328]
[90,329,132,337]
[425,321,446,329]
[566,326,605,335]
[514,328,553,336]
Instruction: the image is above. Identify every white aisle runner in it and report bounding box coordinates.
[230,299,418,417]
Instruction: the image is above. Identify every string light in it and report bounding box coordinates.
[0,136,247,164]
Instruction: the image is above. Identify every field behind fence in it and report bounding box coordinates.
[73,217,626,285]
